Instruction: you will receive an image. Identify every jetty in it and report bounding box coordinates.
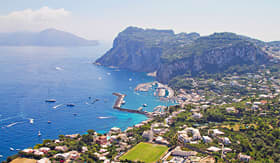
[112,93,152,117]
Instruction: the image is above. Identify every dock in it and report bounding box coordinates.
[112,93,152,117]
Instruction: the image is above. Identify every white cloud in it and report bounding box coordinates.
[0,6,71,32]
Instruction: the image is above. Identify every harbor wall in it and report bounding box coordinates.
[112,92,150,117]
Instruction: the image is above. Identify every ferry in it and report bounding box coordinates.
[45,99,56,103]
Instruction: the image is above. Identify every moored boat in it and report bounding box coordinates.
[45,99,56,103]
[66,103,75,107]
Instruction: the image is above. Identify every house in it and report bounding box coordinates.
[207,146,221,152]
[168,156,185,163]
[223,148,232,153]
[201,105,210,110]
[119,133,128,142]
[155,136,169,145]
[110,127,121,134]
[238,153,251,162]
[192,112,203,119]
[22,149,33,153]
[125,127,134,136]
[54,153,70,160]
[39,147,50,154]
[110,135,119,143]
[134,123,144,128]
[68,151,80,160]
[226,107,236,113]
[55,146,68,152]
[82,146,88,153]
[253,101,262,105]
[185,128,201,140]
[223,137,231,144]
[212,129,224,136]
[171,150,197,157]
[142,130,153,142]
[33,150,44,156]
[251,105,259,110]
[202,136,212,143]
[152,128,162,134]
[178,134,191,144]
[199,156,215,163]
[37,158,51,163]
[96,136,108,145]
[65,134,79,139]
[54,139,61,143]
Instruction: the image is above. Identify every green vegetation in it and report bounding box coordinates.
[120,142,168,163]
[163,97,280,162]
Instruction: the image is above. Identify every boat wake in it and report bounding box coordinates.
[55,67,63,71]
[53,104,63,109]
[3,122,24,128]
[0,113,26,123]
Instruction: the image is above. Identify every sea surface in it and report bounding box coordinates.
[0,44,174,161]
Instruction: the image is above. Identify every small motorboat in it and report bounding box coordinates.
[92,98,100,104]
[38,131,42,136]
[29,119,34,124]
[121,100,126,105]
[0,155,3,158]
[66,104,75,107]
[16,149,20,151]
[142,104,148,107]
[45,99,56,103]
[73,113,78,116]
[47,121,51,124]
[53,104,63,109]
[10,147,14,151]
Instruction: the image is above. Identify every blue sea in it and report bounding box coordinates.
[0,44,174,161]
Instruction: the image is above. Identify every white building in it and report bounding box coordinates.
[202,136,212,143]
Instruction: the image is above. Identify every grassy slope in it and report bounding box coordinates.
[120,142,168,163]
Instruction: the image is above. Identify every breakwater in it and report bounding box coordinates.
[112,93,151,117]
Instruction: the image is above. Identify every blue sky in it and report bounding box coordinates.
[0,0,279,41]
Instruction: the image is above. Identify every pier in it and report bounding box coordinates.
[112,93,151,117]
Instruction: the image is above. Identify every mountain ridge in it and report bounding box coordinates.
[96,26,279,83]
[0,28,98,47]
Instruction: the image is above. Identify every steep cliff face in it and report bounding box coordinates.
[157,42,268,83]
[96,35,162,72]
[96,27,269,84]
[95,26,199,72]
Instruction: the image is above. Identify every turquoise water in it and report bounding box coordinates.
[0,44,173,161]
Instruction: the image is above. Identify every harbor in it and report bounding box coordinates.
[112,93,152,117]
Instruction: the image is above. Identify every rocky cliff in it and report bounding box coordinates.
[96,27,270,83]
